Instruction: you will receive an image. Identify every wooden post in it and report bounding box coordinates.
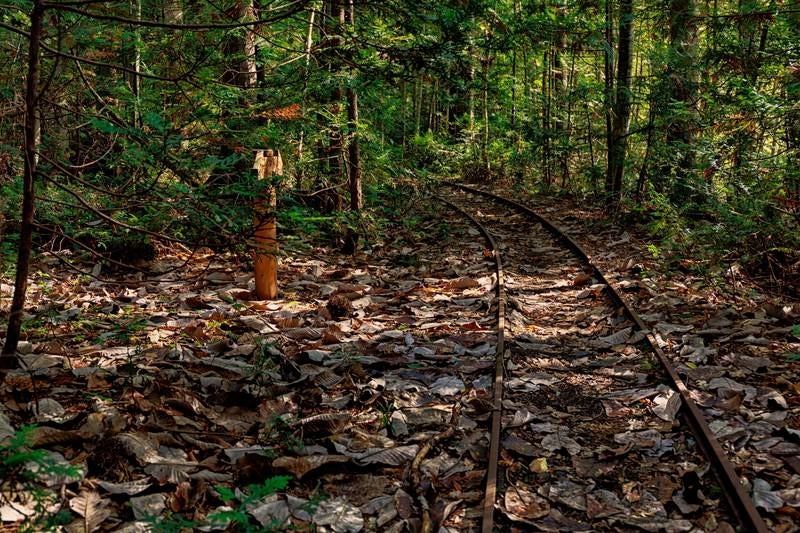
[253,149,283,299]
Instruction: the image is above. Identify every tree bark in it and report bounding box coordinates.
[542,49,551,187]
[242,0,258,89]
[603,0,614,192]
[3,0,44,358]
[553,3,568,185]
[785,12,800,204]
[347,88,362,211]
[606,0,633,205]
[664,0,698,200]
[129,0,142,126]
[345,0,361,212]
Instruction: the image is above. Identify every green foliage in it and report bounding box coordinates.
[208,476,292,531]
[150,476,298,533]
[0,426,82,532]
[406,133,459,175]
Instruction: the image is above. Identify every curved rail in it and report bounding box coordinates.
[443,182,768,533]
[434,195,505,532]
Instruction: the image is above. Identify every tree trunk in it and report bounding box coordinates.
[542,49,551,187]
[401,81,407,153]
[785,13,800,204]
[553,3,568,186]
[318,0,344,211]
[241,0,258,89]
[347,88,362,211]
[637,100,656,197]
[415,76,423,136]
[3,0,44,358]
[482,56,490,170]
[511,49,517,129]
[606,0,633,205]
[603,0,614,193]
[129,0,142,126]
[664,0,698,201]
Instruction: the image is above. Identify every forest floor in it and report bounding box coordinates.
[1,184,799,532]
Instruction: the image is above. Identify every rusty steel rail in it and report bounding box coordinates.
[445,182,768,533]
[434,195,506,532]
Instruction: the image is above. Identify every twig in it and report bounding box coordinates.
[409,402,461,533]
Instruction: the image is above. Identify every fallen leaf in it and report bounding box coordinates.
[541,428,582,455]
[69,491,112,533]
[651,386,681,421]
[504,484,550,519]
[312,498,364,532]
[272,454,349,479]
[752,478,784,512]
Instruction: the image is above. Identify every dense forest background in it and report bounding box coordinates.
[1,0,799,354]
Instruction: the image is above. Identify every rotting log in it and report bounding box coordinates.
[252,149,283,299]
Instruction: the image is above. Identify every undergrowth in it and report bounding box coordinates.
[621,189,800,295]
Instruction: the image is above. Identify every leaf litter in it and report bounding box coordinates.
[0,203,498,531]
[1,191,798,531]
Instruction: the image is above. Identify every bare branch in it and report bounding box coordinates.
[43,1,310,30]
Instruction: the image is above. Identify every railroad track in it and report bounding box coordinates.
[438,184,767,533]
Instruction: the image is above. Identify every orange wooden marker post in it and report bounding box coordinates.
[253,149,283,299]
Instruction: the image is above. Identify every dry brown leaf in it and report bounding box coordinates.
[572,272,593,287]
[504,484,549,520]
[356,444,419,466]
[272,454,349,479]
[69,491,112,533]
[445,278,480,290]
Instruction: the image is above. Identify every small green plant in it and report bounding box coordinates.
[150,476,298,532]
[221,293,246,310]
[0,426,82,532]
[211,476,292,530]
[646,243,660,260]
[791,325,800,339]
[260,415,303,451]
[253,339,280,372]
[639,356,656,371]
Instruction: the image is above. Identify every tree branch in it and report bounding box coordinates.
[43,1,310,30]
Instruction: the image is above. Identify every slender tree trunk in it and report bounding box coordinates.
[319,0,344,211]
[637,100,656,197]
[553,3,568,186]
[428,78,438,133]
[242,0,258,88]
[511,49,517,129]
[3,0,44,358]
[296,2,318,184]
[603,0,614,193]
[562,43,577,188]
[606,0,633,205]
[482,57,490,170]
[401,81,407,154]
[347,88,362,211]
[415,76,422,136]
[785,13,800,204]
[129,0,142,126]
[542,49,551,187]
[586,103,597,193]
[665,0,698,201]
[345,0,361,213]
[468,52,476,146]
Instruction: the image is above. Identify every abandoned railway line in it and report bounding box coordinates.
[438,184,767,532]
[2,183,788,532]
